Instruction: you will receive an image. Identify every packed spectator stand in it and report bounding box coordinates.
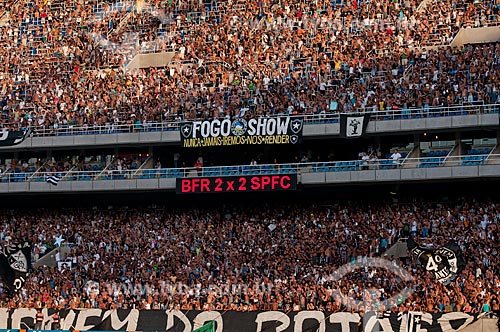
[0,198,499,314]
[0,0,498,131]
[0,0,499,319]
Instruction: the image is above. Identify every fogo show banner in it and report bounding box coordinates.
[179,117,303,148]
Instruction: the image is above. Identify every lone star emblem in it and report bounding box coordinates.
[290,119,303,134]
[54,235,65,247]
[180,123,193,138]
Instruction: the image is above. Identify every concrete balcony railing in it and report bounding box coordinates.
[6,103,499,138]
[0,154,498,194]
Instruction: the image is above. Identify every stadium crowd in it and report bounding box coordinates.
[0,198,499,313]
[0,0,498,130]
[0,0,499,319]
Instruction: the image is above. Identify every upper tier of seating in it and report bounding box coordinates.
[0,0,498,131]
[1,150,498,183]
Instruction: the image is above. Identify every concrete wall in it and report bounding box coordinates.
[301,113,498,137]
[368,113,498,133]
[2,113,497,150]
[1,165,498,194]
[3,130,179,150]
[451,26,500,47]
[461,318,498,332]
[34,244,72,268]
[125,51,176,70]
[297,165,500,185]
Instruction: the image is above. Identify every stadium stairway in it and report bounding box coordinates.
[486,144,500,165]
[135,156,156,179]
[416,0,434,12]
[26,159,52,182]
[0,10,9,26]
[440,144,461,167]
[0,0,21,26]
[401,146,419,169]
[108,8,135,39]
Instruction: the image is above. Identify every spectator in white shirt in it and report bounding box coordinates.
[391,149,402,166]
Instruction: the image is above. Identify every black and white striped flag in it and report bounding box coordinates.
[46,175,61,186]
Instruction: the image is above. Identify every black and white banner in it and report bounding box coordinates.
[0,309,481,331]
[408,239,466,285]
[0,129,30,147]
[340,114,370,138]
[180,117,303,148]
[46,174,61,186]
[0,242,31,291]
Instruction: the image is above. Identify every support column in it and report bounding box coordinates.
[455,131,462,156]
[413,133,421,158]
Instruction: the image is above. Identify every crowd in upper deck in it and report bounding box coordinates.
[0,0,497,130]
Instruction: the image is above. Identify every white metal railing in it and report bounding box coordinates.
[133,155,153,176]
[9,103,498,138]
[95,157,118,179]
[60,166,77,181]
[3,154,498,184]
[27,159,50,180]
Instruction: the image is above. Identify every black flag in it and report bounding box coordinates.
[0,129,31,147]
[408,238,465,285]
[340,113,371,138]
[0,242,32,291]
